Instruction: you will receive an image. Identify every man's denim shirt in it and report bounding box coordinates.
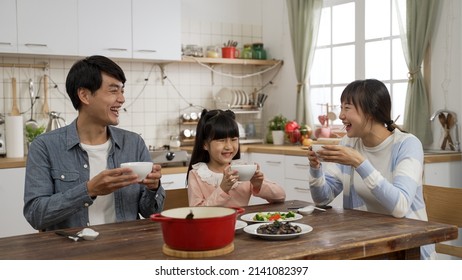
[23,119,165,231]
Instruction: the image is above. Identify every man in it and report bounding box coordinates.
[24,55,164,231]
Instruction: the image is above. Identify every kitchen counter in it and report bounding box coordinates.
[0,200,456,260]
[1,145,460,169]
[0,157,188,174]
[181,144,462,164]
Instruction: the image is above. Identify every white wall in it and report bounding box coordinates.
[428,0,462,151]
[0,0,460,150]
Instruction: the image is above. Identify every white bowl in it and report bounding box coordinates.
[121,162,152,181]
[311,145,326,161]
[297,205,315,215]
[310,144,324,153]
[230,164,257,181]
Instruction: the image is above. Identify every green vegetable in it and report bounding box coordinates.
[285,211,295,218]
[253,213,265,221]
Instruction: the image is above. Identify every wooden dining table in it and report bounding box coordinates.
[0,200,457,260]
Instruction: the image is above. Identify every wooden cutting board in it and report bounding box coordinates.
[162,243,234,258]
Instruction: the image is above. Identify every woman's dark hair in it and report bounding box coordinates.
[340,79,405,132]
[65,55,126,110]
[186,109,241,180]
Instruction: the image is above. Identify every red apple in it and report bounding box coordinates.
[288,128,301,144]
[285,121,299,133]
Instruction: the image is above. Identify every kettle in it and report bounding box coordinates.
[46,111,66,132]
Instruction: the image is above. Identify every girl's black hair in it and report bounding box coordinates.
[340,79,405,132]
[186,109,241,180]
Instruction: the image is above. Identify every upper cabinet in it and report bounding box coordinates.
[16,0,78,55]
[132,0,181,60]
[3,0,181,60]
[0,0,17,53]
[78,0,132,58]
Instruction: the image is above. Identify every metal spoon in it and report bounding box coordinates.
[25,79,38,130]
[55,231,81,242]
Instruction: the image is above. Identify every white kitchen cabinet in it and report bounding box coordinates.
[424,161,462,186]
[78,0,132,58]
[161,172,187,190]
[132,0,181,60]
[16,0,78,55]
[284,155,312,202]
[0,0,17,53]
[0,167,36,238]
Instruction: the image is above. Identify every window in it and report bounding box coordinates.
[310,0,407,127]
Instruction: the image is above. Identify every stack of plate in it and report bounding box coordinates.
[214,88,250,109]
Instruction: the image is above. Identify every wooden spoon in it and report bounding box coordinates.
[447,113,455,150]
[42,74,50,115]
[438,113,447,150]
[11,77,20,116]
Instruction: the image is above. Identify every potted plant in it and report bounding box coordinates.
[267,114,287,145]
[25,125,45,150]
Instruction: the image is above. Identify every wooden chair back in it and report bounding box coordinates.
[423,184,462,258]
[163,188,189,210]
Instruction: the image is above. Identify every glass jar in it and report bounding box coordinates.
[242,44,253,59]
[169,135,181,148]
[252,43,267,60]
[206,45,220,58]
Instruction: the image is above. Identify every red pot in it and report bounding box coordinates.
[150,206,245,251]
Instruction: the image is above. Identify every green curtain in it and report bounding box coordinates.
[396,0,440,145]
[286,0,322,128]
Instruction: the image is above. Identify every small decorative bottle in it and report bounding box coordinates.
[252,43,267,60]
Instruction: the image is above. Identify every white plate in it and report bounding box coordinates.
[234,90,241,106]
[235,220,247,231]
[243,222,313,240]
[215,88,234,107]
[241,90,248,105]
[240,212,303,223]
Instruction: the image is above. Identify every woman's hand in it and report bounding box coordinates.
[316,145,365,168]
[220,165,238,193]
[307,148,321,169]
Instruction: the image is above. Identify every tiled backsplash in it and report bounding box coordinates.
[0,20,268,148]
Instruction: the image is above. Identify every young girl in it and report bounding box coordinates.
[187,109,285,207]
[307,79,434,259]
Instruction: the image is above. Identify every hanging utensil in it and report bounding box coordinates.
[10,77,20,116]
[447,113,455,150]
[25,79,39,130]
[42,74,49,115]
[438,113,448,150]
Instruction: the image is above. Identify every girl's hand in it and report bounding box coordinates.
[220,165,239,193]
[250,163,264,192]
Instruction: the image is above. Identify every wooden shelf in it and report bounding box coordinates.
[181,56,283,66]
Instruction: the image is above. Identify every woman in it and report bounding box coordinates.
[187,109,285,207]
[307,79,434,259]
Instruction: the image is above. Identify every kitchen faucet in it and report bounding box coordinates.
[430,109,460,151]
